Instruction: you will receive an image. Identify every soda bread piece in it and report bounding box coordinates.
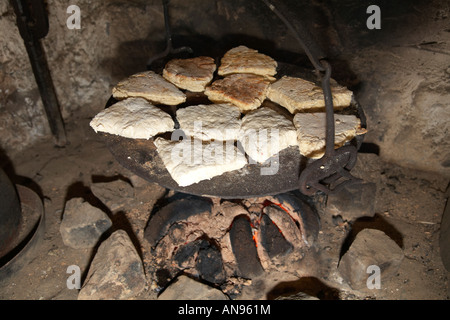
[176,103,242,141]
[90,98,175,139]
[293,113,366,158]
[204,74,271,112]
[267,76,353,113]
[163,56,217,92]
[239,107,298,163]
[154,137,247,187]
[112,71,186,106]
[218,46,277,78]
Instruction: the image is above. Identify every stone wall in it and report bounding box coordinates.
[1,1,49,153]
[342,0,450,176]
[0,0,167,156]
[0,0,448,176]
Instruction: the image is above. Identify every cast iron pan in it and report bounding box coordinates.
[0,185,45,280]
[99,62,366,199]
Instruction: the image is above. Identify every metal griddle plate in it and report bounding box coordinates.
[104,132,306,199]
[100,62,365,199]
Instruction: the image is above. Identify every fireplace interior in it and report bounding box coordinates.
[0,0,449,301]
[143,192,320,297]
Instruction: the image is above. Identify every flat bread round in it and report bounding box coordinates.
[218,46,277,78]
[90,98,175,139]
[267,76,353,113]
[239,107,298,163]
[293,112,366,158]
[204,73,271,112]
[154,137,247,187]
[112,71,186,106]
[176,103,242,141]
[163,56,217,92]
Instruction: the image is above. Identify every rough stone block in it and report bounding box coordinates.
[60,198,112,249]
[78,230,146,300]
[326,181,377,221]
[158,275,228,300]
[338,228,404,290]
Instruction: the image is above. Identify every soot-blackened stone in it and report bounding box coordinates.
[174,238,226,284]
[260,215,293,259]
[174,240,201,267]
[144,197,212,247]
[273,192,320,245]
[229,215,263,278]
[197,240,226,284]
[155,268,173,288]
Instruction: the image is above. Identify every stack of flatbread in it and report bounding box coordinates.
[90,45,366,187]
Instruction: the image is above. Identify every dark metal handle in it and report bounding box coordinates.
[10,0,49,41]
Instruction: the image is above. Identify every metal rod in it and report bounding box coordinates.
[320,60,335,157]
[259,0,335,155]
[25,39,67,147]
[260,0,326,72]
[261,0,362,195]
[10,0,67,147]
[163,0,172,50]
[147,0,193,68]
